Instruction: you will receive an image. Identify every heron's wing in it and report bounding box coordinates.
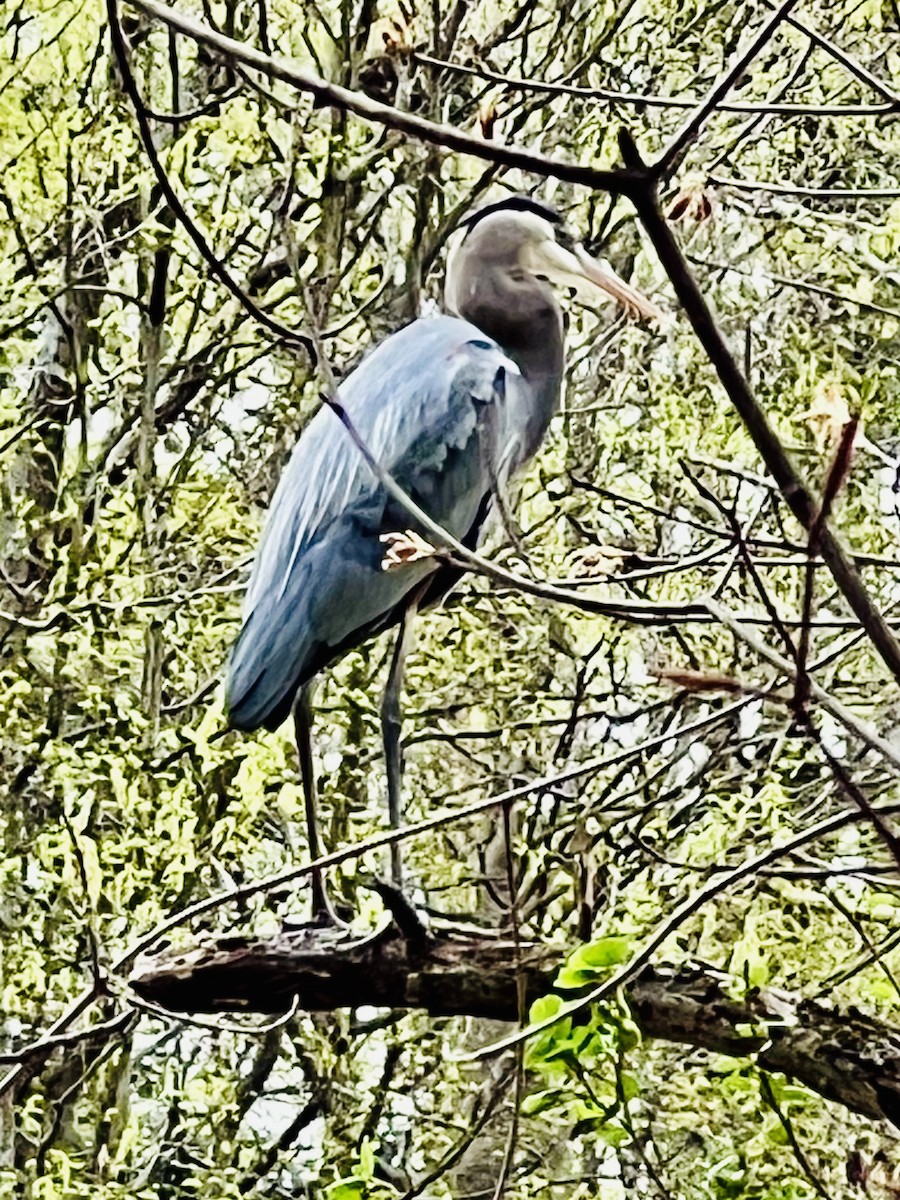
[226,315,521,730]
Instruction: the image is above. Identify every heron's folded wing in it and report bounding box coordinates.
[226,316,518,731]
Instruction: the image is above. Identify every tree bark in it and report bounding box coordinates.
[131,923,900,1129]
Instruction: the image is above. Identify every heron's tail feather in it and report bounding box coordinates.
[225,605,316,732]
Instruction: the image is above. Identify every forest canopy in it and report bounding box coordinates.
[3,0,900,1196]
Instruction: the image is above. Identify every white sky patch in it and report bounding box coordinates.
[739,700,763,740]
[322,750,343,774]
[614,708,650,748]
[626,643,654,687]
[817,711,847,759]
[617,403,642,428]
[666,739,711,790]
[877,462,900,522]
[663,506,695,555]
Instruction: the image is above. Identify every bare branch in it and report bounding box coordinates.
[414,50,896,116]
[620,130,900,689]
[775,4,900,105]
[653,0,801,177]
[709,174,900,200]
[123,0,643,197]
[705,596,900,773]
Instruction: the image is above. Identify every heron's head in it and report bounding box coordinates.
[445,197,662,325]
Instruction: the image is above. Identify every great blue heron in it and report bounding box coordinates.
[225,198,660,915]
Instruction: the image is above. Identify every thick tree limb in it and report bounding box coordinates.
[130,925,900,1128]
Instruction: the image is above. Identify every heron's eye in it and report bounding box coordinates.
[556,230,576,252]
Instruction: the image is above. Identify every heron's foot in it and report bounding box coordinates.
[380,530,436,571]
[366,877,432,946]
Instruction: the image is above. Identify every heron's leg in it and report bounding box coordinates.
[382,585,427,887]
[292,682,337,922]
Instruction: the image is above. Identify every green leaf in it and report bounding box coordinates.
[528,993,564,1024]
[328,1180,366,1200]
[521,1088,565,1116]
[557,937,631,989]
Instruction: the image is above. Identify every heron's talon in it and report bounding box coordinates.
[380,530,436,571]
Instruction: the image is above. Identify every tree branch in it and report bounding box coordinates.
[123,0,643,197]
[619,129,900,690]
[774,4,900,105]
[413,50,896,116]
[130,928,900,1129]
[653,0,801,177]
[709,174,900,200]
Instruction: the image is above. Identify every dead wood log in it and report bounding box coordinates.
[130,923,900,1128]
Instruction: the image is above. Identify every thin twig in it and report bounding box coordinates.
[414,50,895,116]
[689,255,900,322]
[758,1074,830,1199]
[709,174,900,200]
[653,0,801,177]
[773,3,900,104]
[705,597,900,774]
[795,419,859,713]
[131,992,301,1034]
[0,1009,135,1066]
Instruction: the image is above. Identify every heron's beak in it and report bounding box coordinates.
[525,239,664,324]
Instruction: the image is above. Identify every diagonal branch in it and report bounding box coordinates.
[774,4,900,104]
[123,0,643,197]
[653,0,802,178]
[619,129,900,690]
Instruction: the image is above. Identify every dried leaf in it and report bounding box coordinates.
[478,100,497,140]
[568,545,625,577]
[797,381,858,452]
[666,174,714,224]
[659,668,747,694]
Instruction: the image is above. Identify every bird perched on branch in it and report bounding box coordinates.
[225,197,661,916]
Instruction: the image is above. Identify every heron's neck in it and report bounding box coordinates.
[457,267,564,464]
[459,268,564,387]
